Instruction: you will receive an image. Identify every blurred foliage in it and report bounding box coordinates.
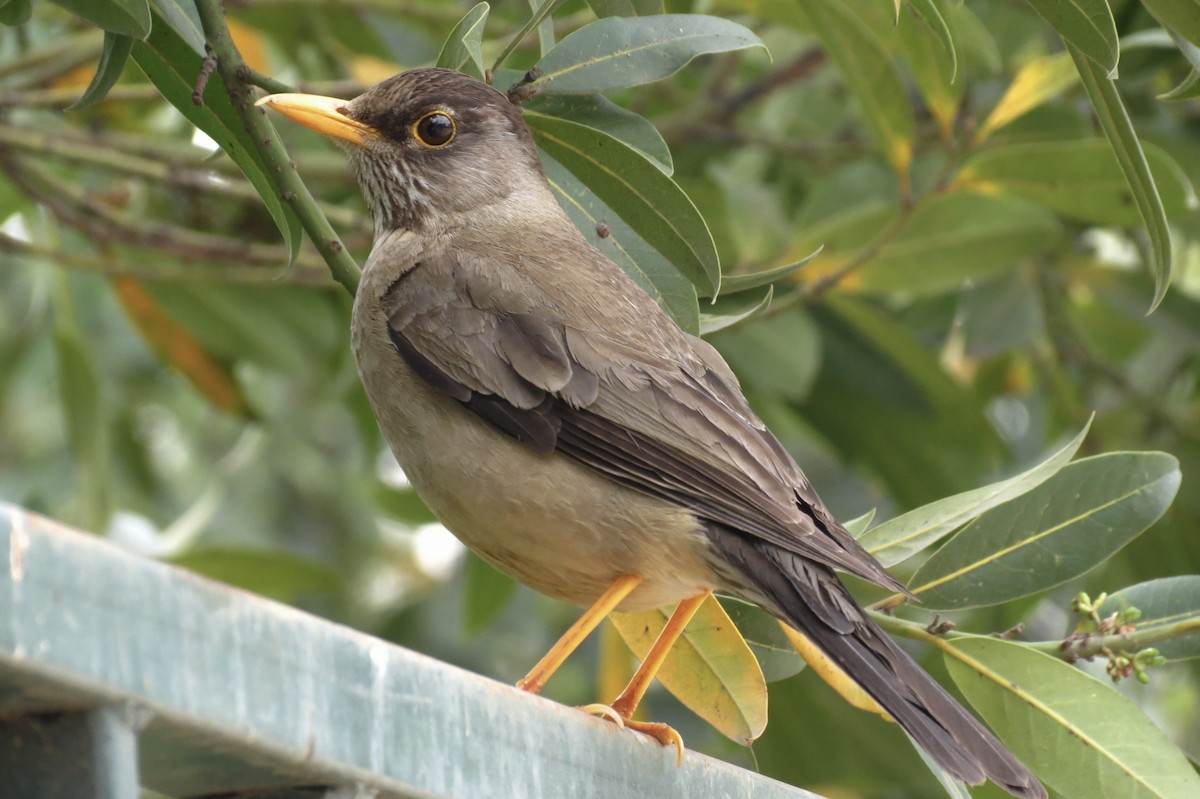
[3,0,1200,797]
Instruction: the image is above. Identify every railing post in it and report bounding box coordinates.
[0,705,141,798]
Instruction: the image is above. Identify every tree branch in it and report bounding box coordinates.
[194,0,361,296]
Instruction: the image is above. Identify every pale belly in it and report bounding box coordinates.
[352,308,722,611]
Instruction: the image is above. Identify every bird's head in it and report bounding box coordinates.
[258,68,548,235]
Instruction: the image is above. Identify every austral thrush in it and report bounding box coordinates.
[259,68,1045,799]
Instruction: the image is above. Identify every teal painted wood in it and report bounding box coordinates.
[0,504,821,799]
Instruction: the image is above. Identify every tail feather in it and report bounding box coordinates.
[710,530,1046,799]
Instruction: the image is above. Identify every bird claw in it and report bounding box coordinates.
[577,704,685,765]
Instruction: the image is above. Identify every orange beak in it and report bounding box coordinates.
[255,93,375,146]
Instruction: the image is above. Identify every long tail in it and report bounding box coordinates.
[710,531,1046,799]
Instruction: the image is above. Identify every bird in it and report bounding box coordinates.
[257,67,1046,799]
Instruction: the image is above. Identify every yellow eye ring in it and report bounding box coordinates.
[412,111,456,148]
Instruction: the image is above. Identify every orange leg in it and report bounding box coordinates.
[517,574,643,694]
[583,591,711,763]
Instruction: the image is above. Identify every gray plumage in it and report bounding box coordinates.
[315,68,1044,799]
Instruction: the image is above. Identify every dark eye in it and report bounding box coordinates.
[413,112,455,147]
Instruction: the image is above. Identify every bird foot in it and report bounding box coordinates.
[577,703,685,765]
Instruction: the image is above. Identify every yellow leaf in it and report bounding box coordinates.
[598,622,637,717]
[975,52,1078,144]
[350,56,403,85]
[112,277,249,415]
[611,594,767,744]
[778,622,892,720]
[227,18,271,74]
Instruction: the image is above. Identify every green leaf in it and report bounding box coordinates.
[152,0,205,54]
[1141,0,1200,49]
[524,93,672,173]
[527,111,720,297]
[958,140,1196,225]
[132,9,302,265]
[718,597,804,683]
[538,151,698,331]
[719,247,822,294]
[1160,30,1200,100]
[711,311,820,402]
[371,483,438,525]
[68,31,134,111]
[462,553,518,634]
[1105,576,1200,662]
[945,637,1200,799]
[699,285,772,336]
[436,2,489,78]
[861,419,1091,567]
[896,0,961,136]
[792,0,914,180]
[0,0,32,26]
[49,0,150,38]
[529,14,765,94]
[800,296,1005,506]
[905,0,957,81]
[611,594,767,744]
[54,297,109,532]
[910,452,1181,609]
[1025,0,1118,75]
[585,0,663,15]
[1068,43,1174,312]
[169,547,340,602]
[855,193,1062,296]
[138,281,339,373]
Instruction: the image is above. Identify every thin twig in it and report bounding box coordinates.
[195,0,361,296]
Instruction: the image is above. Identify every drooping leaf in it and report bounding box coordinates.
[0,0,32,26]
[1068,43,1174,312]
[54,289,109,532]
[524,92,672,173]
[801,296,1005,506]
[169,547,341,602]
[699,285,773,336]
[1025,0,1118,75]
[896,0,961,137]
[860,419,1091,567]
[1141,0,1200,49]
[49,0,150,38]
[528,111,720,297]
[529,14,765,94]
[462,553,519,634]
[137,281,340,374]
[132,8,302,264]
[151,0,205,54]
[371,483,438,526]
[719,247,822,295]
[67,31,134,110]
[945,637,1200,799]
[711,310,821,402]
[792,0,914,181]
[1105,576,1200,662]
[112,277,250,416]
[855,193,1063,296]
[436,2,489,78]
[610,594,767,744]
[719,597,804,683]
[904,0,957,81]
[779,622,888,718]
[958,140,1195,225]
[585,0,663,15]
[539,152,699,332]
[910,452,1181,609]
